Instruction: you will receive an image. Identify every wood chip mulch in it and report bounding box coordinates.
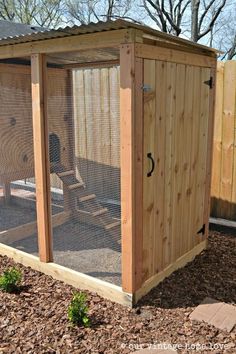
[0,231,235,354]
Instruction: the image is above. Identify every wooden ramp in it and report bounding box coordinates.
[51,163,120,235]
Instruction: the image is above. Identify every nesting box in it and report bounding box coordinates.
[0,20,217,306]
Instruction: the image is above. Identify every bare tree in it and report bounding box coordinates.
[143,0,191,35]
[143,0,227,42]
[215,12,236,59]
[0,0,64,27]
[204,0,236,59]
[66,0,99,24]
[66,0,138,25]
[191,0,226,42]
[227,35,236,60]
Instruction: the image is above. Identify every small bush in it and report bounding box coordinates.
[68,292,90,327]
[0,267,22,293]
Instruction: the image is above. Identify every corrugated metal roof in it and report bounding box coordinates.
[0,20,131,46]
[0,19,46,40]
[0,19,216,54]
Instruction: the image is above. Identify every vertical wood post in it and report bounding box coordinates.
[210,62,224,217]
[31,53,53,262]
[3,182,11,204]
[134,58,143,291]
[120,44,143,294]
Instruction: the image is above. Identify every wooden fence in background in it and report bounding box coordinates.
[211,61,236,220]
[28,65,121,203]
[73,65,120,202]
[44,65,120,201]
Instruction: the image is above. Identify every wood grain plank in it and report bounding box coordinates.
[135,44,216,68]
[187,67,202,251]
[211,63,224,217]
[163,62,176,267]
[100,68,111,197]
[134,57,144,291]
[143,59,156,281]
[154,61,166,273]
[120,44,135,293]
[0,29,132,59]
[164,63,177,265]
[195,67,210,244]
[219,61,236,219]
[31,53,53,262]
[228,62,236,219]
[171,63,186,261]
[204,64,217,237]
[109,66,121,201]
[73,70,88,183]
[181,65,194,255]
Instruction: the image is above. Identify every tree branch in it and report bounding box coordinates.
[198,0,226,40]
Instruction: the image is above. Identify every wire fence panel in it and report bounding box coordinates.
[47,61,121,286]
[0,63,38,255]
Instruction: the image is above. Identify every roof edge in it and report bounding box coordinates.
[0,19,217,56]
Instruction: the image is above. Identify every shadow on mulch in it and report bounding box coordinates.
[11,284,32,295]
[137,231,236,310]
[210,222,236,236]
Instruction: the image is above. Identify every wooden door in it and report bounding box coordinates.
[142,59,211,282]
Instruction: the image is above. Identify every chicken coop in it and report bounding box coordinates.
[0,20,217,306]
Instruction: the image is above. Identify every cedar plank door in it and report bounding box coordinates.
[142,60,210,282]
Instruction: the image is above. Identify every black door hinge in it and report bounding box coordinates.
[197,224,206,236]
[204,76,213,89]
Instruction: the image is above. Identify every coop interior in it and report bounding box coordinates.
[0,48,122,286]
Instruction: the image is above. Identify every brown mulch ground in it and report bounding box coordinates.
[0,231,236,354]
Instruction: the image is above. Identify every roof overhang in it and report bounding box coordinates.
[0,20,218,61]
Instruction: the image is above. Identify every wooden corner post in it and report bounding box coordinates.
[31,53,53,262]
[120,44,143,295]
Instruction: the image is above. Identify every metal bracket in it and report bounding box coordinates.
[204,77,213,89]
[197,224,206,236]
[142,84,152,92]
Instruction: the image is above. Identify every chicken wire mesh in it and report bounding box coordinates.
[47,61,122,286]
[0,62,38,255]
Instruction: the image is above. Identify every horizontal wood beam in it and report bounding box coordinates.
[210,217,236,229]
[0,29,134,60]
[0,211,71,245]
[0,243,133,306]
[0,169,34,184]
[0,63,31,73]
[64,59,119,70]
[10,195,62,211]
[142,34,217,57]
[135,43,216,68]
[134,240,207,304]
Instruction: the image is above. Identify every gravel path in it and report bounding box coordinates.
[0,231,235,353]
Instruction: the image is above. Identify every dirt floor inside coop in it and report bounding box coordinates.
[0,188,121,286]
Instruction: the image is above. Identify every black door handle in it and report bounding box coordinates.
[147,152,155,177]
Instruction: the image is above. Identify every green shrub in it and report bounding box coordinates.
[68,292,90,327]
[0,267,22,293]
